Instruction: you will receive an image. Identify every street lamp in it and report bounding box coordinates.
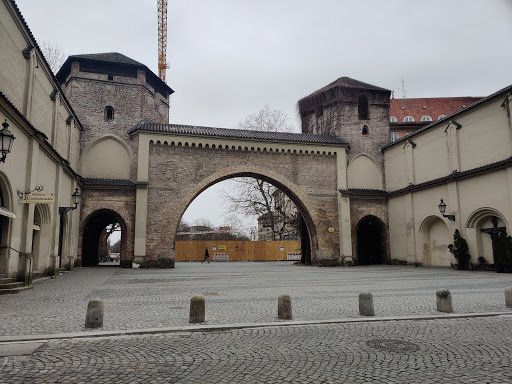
[59,188,81,214]
[438,198,455,221]
[0,120,16,163]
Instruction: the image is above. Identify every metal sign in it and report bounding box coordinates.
[22,185,54,204]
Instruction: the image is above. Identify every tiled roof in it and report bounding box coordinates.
[83,178,141,187]
[303,77,390,99]
[128,122,349,145]
[390,97,482,123]
[339,189,388,197]
[69,52,145,67]
[383,83,512,150]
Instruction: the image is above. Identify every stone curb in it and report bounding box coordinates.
[1,311,510,343]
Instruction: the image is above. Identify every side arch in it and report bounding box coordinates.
[173,165,321,262]
[347,153,383,190]
[466,207,508,265]
[466,207,508,229]
[355,215,387,265]
[80,134,133,179]
[419,215,451,266]
[81,208,128,267]
[0,171,14,275]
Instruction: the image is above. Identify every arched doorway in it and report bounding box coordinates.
[82,209,126,267]
[356,215,386,265]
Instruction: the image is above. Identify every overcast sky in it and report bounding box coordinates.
[16,0,512,231]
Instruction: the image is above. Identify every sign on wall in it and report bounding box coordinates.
[22,185,54,204]
[218,245,226,251]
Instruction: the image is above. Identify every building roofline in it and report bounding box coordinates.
[128,122,349,146]
[8,0,84,131]
[382,84,512,150]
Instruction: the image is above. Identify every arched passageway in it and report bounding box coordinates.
[173,171,319,264]
[82,209,126,267]
[356,215,386,265]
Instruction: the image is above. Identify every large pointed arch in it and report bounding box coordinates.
[173,165,320,262]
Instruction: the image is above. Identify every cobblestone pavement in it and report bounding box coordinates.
[1,262,511,336]
[1,316,512,383]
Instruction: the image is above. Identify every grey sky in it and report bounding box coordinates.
[16,0,512,230]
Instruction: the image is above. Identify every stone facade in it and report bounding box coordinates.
[142,138,342,264]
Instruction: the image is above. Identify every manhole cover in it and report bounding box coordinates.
[366,339,421,353]
[203,292,220,296]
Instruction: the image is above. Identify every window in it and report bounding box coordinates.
[403,116,415,122]
[105,106,114,120]
[108,75,113,81]
[390,116,398,123]
[362,125,369,135]
[420,115,432,122]
[390,132,399,142]
[437,115,447,121]
[358,95,369,119]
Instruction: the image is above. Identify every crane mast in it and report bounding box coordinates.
[157,0,168,83]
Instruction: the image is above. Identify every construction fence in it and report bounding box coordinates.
[175,240,302,262]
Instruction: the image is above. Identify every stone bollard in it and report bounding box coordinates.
[85,299,104,329]
[436,289,453,313]
[505,287,512,308]
[189,296,205,323]
[359,292,375,316]
[278,294,293,320]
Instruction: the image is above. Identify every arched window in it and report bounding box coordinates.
[105,106,114,121]
[358,95,369,119]
[420,115,433,122]
[437,115,447,121]
[390,116,398,123]
[362,125,369,135]
[403,116,415,122]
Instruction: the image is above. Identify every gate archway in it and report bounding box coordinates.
[81,209,127,267]
[172,169,319,264]
[356,215,386,265]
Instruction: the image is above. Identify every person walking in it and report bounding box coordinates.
[202,247,210,263]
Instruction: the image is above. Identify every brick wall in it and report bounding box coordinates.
[144,142,340,263]
[78,188,136,263]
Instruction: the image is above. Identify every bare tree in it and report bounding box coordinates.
[98,223,120,261]
[238,105,296,133]
[39,41,66,74]
[223,106,300,240]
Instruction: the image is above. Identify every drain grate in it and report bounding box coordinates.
[366,339,421,353]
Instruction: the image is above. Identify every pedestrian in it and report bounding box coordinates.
[202,247,210,263]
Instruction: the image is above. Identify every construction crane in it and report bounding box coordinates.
[157,0,169,83]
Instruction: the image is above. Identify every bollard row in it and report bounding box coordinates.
[86,286,512,327]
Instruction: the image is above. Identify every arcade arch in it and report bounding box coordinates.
[356,215,387,265]
[466,208,508,265]
[419,215,451,266]
[81,209,127,267]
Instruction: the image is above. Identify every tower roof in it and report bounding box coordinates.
[306,77,390,99]
[69,52,145,66]
[298,77,390,116]
[56,52,174,96]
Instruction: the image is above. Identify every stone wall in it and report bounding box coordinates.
[143,142,340,264]
[77,188,137,263]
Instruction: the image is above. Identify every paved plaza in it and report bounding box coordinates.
[1,263,512,383]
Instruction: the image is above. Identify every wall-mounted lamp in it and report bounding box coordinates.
[438,199,455,221]
[59,188,81,214]
[0,120,16,163]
